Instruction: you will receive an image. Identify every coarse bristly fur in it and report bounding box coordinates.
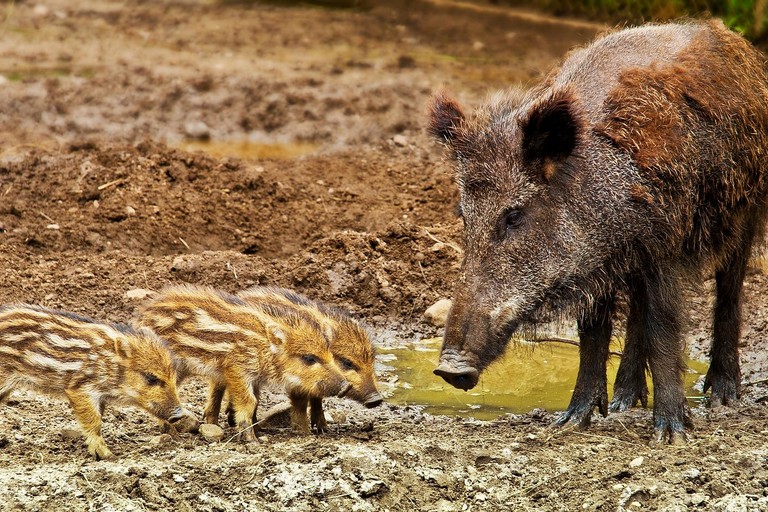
[235,286,382,433]
[0,305,183,460]
[429,19,768,444]
[137,284,349,440]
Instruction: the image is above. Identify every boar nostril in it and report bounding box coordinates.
[167,407,185,423]
[337,381,352,398]
[434,364,479,391]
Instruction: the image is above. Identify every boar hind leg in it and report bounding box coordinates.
[555,294,614,428]
[704,219,757,406]
[309,397,328,434]
[203,382,227,425]
[610,274,650,412]
[222,372,258,442]
[643,268,692,444]
[289,394,311,434]
[65,388,114,460]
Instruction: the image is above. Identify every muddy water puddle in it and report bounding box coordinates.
[381,338,709,420]
[178,140,319,160]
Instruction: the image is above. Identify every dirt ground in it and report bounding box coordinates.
[0,1,767,510]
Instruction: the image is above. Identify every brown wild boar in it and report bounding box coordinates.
[138,285,351,440]
[234,287,382,433]
[0,305,184,460]
[429,20,768,443]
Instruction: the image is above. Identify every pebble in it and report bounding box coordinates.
[424,298,452,327]
[125,288,154,300]
[199,424,225,442]
[184,120,210,140]
[46,223,59,230]
[393,134,408,147]
[125,206,136,216]
[149,434,173,445]
[629,456,644,468]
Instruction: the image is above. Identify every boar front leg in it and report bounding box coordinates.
[65,388,113,460]
[203,382,227,425]
[309,397,328,434]
[643,267,692,444]
[555,294,615,428]
[610,273,650,412]
[289,393,311,434]
[221,370,258,442]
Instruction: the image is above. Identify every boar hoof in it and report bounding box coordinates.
[702,370,740,407]
[608,386,648,412]
[433,364,479,391]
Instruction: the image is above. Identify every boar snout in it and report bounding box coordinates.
[434,360,480,391]
[337,380,352,398]
[166,406,186,423]
[363,391,384,408]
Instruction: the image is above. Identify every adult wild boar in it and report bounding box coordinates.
[430,20,768,443]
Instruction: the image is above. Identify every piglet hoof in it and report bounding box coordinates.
[703,370,740,407]
[90,444,115,461]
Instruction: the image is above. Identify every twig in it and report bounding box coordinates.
[744,377,768,387]
[2,184,11,197]
[97,178,124,191]
[524,336,623,358]
[227,261,238,280]
[38,210,55,222]
[419,226,463,254]
[417,260,429,287]
[179,237,190,251]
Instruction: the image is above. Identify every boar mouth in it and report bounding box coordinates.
[433,363,480,390]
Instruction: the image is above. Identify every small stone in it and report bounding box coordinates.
[393,134,408,147]
[149,434,173,445]
[125,288,154,300]
[172,474,186,483]
[258,436,268,443]
[424,299,452,327]
[472,41,485,51]
[199,424,225,442]
[184,120,210,140]
[46,223,59,230]
[33,4,51,17]
[0,75,8,86]
[359,480,387,498]
[125,206,136,216]
[629,456,644,468]
[683,468,701,480]
[330,410,347,424]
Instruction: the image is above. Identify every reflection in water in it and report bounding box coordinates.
[382,338,708,420]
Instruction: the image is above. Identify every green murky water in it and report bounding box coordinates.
[382,338,709,420]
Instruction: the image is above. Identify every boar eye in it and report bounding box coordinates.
[337,357,358,371]
[501,208,524,236]
[302,354,320,366]
[143,373,162,386]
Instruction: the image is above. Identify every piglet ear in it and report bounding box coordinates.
[520,90,582,165]
[428,90,465,145]
[114,336,132,359]
[266,323,287,352]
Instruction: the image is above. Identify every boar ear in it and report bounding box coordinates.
[114,336,133,359]
[520,90,582,170]
[428,90,465,145]
[266,323,287,352]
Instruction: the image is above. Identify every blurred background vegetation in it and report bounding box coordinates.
[501,0,767,40]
